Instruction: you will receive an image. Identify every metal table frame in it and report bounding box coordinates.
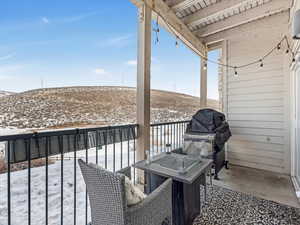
[134,153,213,225]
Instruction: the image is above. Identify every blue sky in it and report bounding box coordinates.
[0,0,219,99]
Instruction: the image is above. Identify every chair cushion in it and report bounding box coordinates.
[124,176,146,207]
[87,162,146,207]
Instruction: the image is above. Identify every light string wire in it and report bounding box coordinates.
[141,0,297,73]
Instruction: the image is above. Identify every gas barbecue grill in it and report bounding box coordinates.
[174,109,231,179]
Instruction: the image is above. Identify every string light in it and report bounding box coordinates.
[175,36,179,48]
[260,59,264,67]
[140,0,298,76]
[234,67,238,77]
[203,61,207,70]
[154,15,160,45]
[277,43,281,50]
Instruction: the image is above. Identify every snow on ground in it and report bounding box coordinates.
[0,127,180,225]
[0,143,136,225]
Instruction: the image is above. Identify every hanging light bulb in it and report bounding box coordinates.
[175,36,179,48]
[203,60,207,70]
[234,67,238,77]
[277,43,281,50]
[154,15,160,45]
[260,59,264,67]
[293,57,296,62]
[286,49,290,54]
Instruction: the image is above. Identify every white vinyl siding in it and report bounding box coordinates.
[215,13,290,174]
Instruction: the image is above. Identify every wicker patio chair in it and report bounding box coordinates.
[78,159,173,225]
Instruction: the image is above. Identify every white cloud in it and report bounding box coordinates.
[41,17,50,24]
[0,64,23,81]
[0,75,11,80]
[125,57,159,66]
[59,11,99,23]
[0,64,23,73]
[93,68,106,75]
[0,53,15,61]
[126,60,137,66]
[151,57,159,63]
[97,34,133,48]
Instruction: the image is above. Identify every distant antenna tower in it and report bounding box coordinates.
[121,71,125,86]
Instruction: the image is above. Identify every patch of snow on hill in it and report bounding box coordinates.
[0,91,14,98]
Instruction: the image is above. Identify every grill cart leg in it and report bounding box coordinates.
[214,173,220,180]
[225,160,229,170]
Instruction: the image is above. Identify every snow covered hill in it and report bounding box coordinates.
[0,91,14,98]
[0,86,219,129]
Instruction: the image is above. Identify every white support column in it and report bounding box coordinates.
[200,54,208,108]
[136,4,151,171]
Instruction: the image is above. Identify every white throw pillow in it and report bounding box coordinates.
[87,162,146,207]
[124,176,146,207]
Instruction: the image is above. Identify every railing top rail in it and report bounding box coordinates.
[150,120,190,127]
[0,120,190,142]
[0,123,138,142]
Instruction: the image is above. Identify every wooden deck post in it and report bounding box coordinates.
[200,53,208,108]
[136,3,151,183]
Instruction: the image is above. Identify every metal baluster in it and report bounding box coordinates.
[113,129,116,172]
[120,130,123,169]
[25,138,31,225]
[175,124,177,147]
[181,123,183,146]
[173,124,176,147]
[84,131,88,225]
[176,123,179,148]
[74,132,78,225]
[160,125,162,153]
[58,136,64,225]
[164,125,166,151]
[33,135,43,224]
[178,123,180,148]
[7,141,11,225]
[170,124,173,147]
[127,128,130,167]
[168,124,171,147]
[156,126,159,153]
[151,126,154,151]
[105,130,108,169]
[133,127,136,184]
[96,131,99,165]
[45,137,49,225]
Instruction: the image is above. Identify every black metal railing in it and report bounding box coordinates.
[150,120,189,154]
[0,120,189,225]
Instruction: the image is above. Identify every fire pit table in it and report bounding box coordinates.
[133,152,213,225]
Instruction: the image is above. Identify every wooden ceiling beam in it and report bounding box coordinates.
[193,0,290,37]
[171,0,204,12]
[182,0,257,26]
[130,0,207,57]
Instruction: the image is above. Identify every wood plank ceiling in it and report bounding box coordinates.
[164,0,290,39]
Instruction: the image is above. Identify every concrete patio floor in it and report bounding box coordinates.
[213,164,300,208]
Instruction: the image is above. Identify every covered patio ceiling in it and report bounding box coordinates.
[130,0,290,56]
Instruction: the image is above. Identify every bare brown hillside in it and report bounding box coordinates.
[0,86,219,129]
